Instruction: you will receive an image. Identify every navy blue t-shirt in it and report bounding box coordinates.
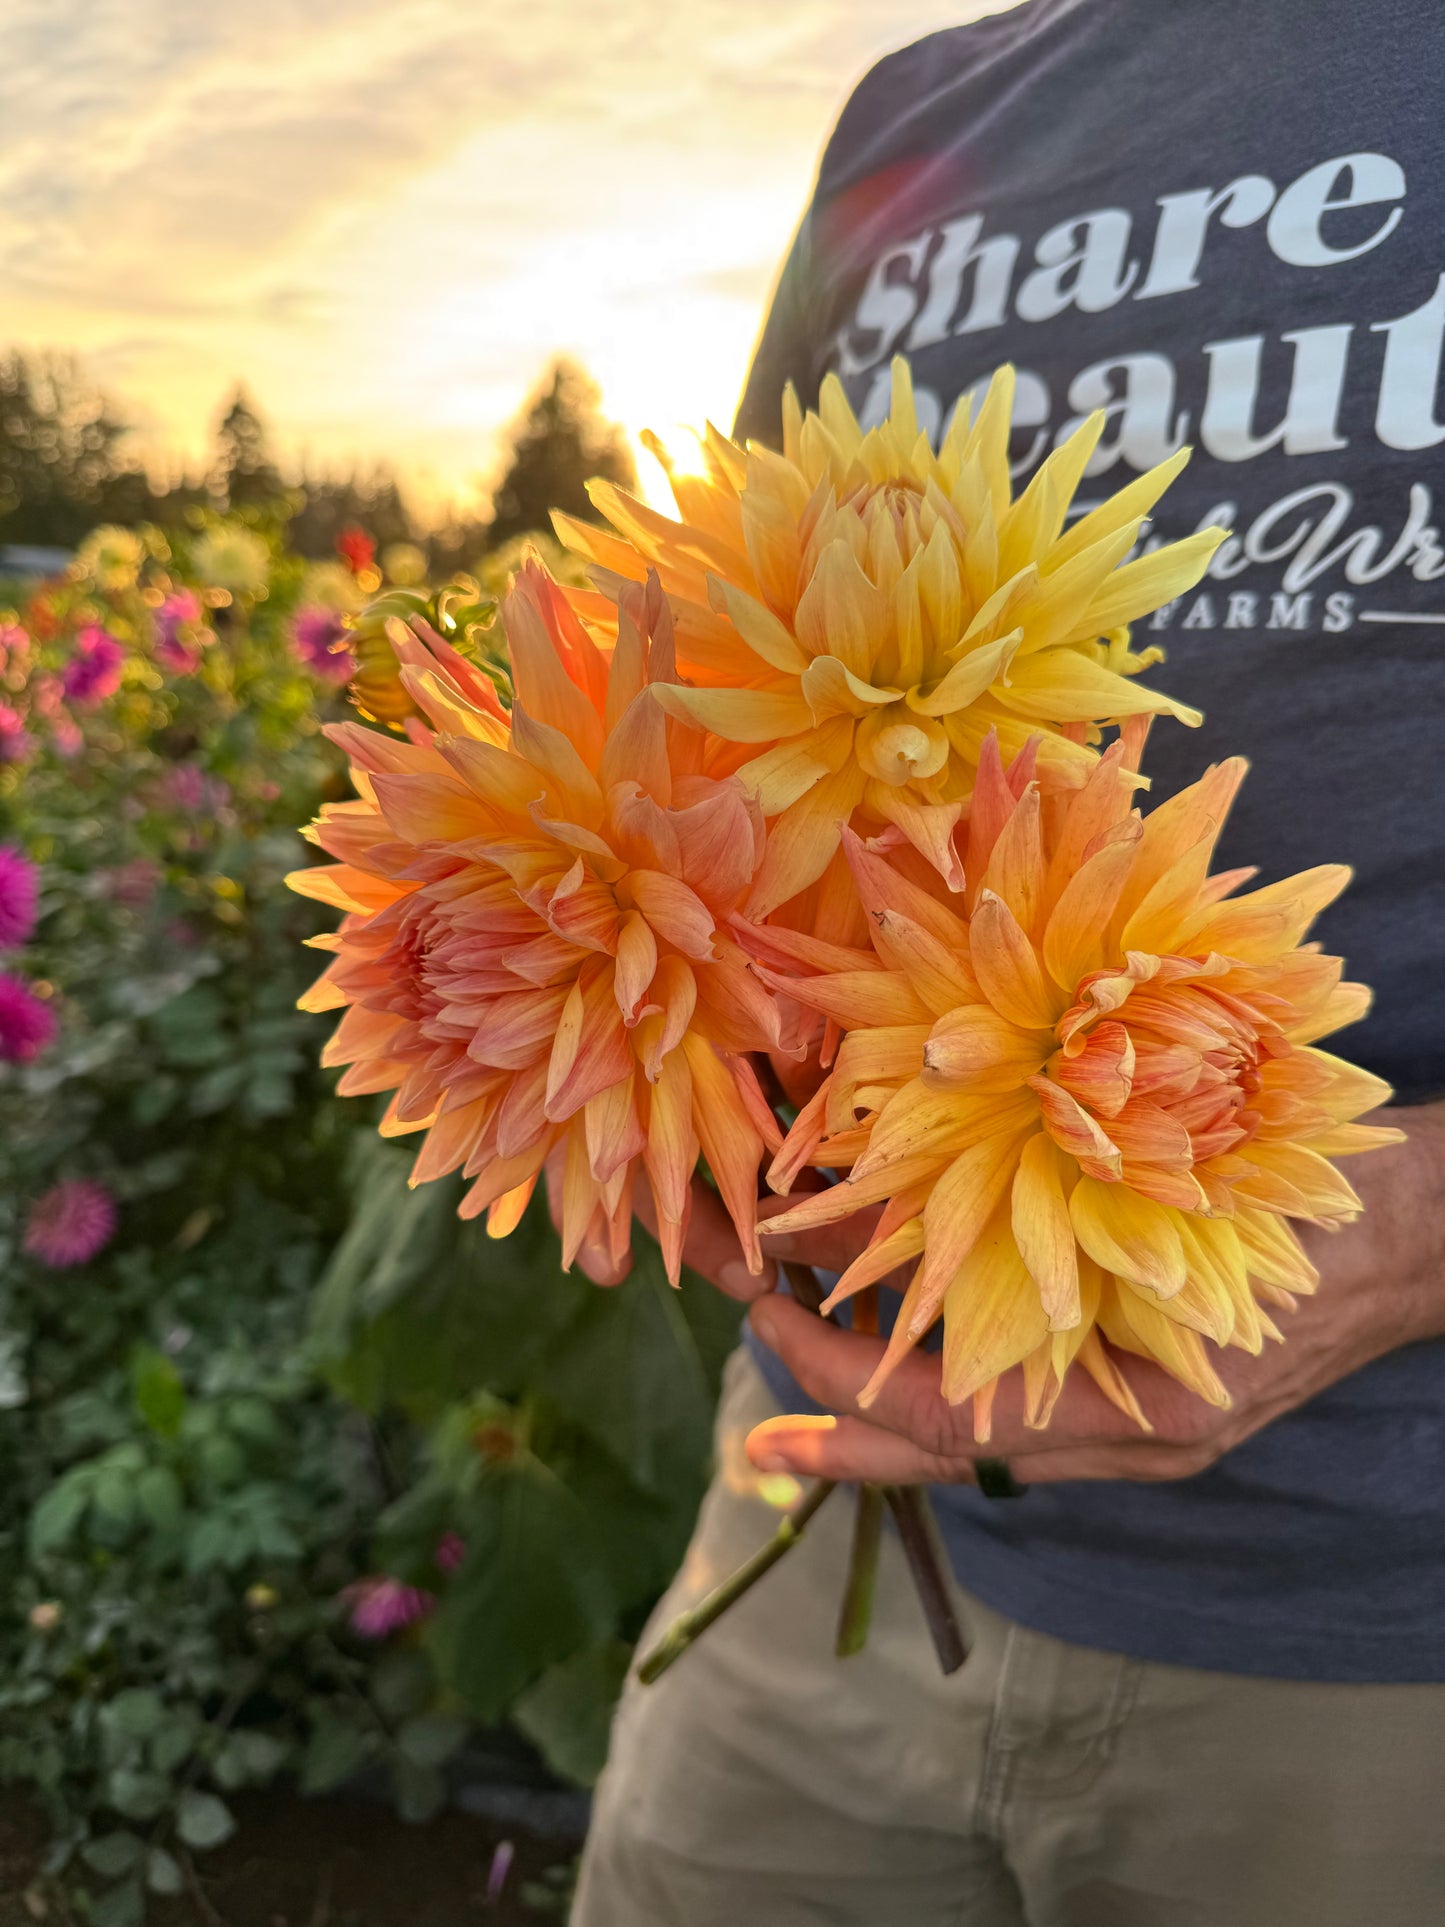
[738,0,1445,1682]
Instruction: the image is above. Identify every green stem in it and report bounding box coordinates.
[834,1483,884,1658]
[884,1485,968,1675]
[637,1480,838,1685]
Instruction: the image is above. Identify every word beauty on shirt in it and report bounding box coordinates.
[836,149,1445,476]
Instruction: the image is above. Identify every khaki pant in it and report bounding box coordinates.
[573,1349,1445,1927]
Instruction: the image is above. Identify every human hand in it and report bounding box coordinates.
[745,1103,1445,1487]
[544,1164,783,1300]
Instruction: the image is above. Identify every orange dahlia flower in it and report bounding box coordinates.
[749,736,1403,1436]
[557,358,1223,916]
[289,563,791,1283]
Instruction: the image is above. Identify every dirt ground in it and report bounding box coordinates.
[0,1791,581,1926]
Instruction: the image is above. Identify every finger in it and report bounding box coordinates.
[637,1173,777,1301]
[747,1412,966,1485]
[748,1296,1173,1462]
[756,1193,884,1275]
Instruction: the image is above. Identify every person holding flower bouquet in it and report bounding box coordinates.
[561,4,1445,1923]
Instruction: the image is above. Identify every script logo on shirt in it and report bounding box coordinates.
[826,148,1445,640]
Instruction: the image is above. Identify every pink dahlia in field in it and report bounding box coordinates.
[105,858,161,909]
[22,1180,118,1268]
[291,607,356,683]
[0,706,33,765]
[154,592,208,674]
[62,626,124,707]
[160,763,231,815]
[342,1575,435,1639]
[0,974,56,1062]
[49,717,82,759]
[0,848,39,948]
[0,622,29,662]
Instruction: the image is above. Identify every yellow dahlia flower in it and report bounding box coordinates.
[749,736,1402,1437]
[557,358,1224,916]
[289,562,789,1283]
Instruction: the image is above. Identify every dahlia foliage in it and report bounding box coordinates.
[296,353,1399,1446]
[749,738,1401,1435]
[292,564,798,1284]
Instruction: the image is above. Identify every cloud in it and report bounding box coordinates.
[0,0,996,494]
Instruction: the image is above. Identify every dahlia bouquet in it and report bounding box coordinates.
[291,359,1400,1675]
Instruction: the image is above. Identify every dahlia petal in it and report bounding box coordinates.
[869,910,976,1015]
[1101,1284,1228,1408]
[970,891,1060,1030]
[938,1218,1051,1425]
[1180,865,1352,963]
[681,1031,764,1273]
[800,654,897,721]
[709,578,810,676]
[1011,1132,1081,1329]
[1002,651,1202,728]
[1069,1178,1186,1298]
[598,689,670,804]
[923,1006,1049,1092]
[793,539,888,679]
[983,783,1044,934]
[906,1129,1032,1338]
[1062,527,1226,643]
[643,1047,697,1284]
[614,911,658,1022]
[651,681,813,744]
[862,786,965,892]
[744,763,868,920]
[585,1077,646,1185]
[1054,1021,1136,1117]
[622,869,716,959]
[819,1217,927,1315]
[734,720,852,815]
[1042,831,1139,989]
[755,963,933,1030]
[1030,1076,1124,1180]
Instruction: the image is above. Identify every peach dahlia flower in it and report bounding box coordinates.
[750,736,1403,1436]
[290,564,791,1282]
[557,358,1223,917]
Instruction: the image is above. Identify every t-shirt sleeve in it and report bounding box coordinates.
[732,212,819,451]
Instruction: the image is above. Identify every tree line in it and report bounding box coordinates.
[0,352,635,566]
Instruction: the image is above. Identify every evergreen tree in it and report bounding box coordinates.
[0,352,151,547]
[213,388,284,510]
[487,358,634,548]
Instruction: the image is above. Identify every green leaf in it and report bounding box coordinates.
[395,1715,468,1771]
[135,1465,185,1534]
[213,1729,286,1789]
[427,1457,616,1722]
[513,1641,631,1788]
[81,1832,144,1878]
[106,1767,169,1822]
[532,1244,713,1495]
[132,1346,186,1438]
[147,1847,185,1897]
[92,1467,138,1538]
[299,1716,372,1795]
[175,1789,235,1851]
[91,1877,145,1927]
[104,1688,166,1740]
[29,1474,90,1554]
[148,1716,197,1776]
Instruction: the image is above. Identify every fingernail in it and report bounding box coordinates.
[750,1298,779,1347]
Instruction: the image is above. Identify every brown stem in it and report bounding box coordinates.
[884,1486,968,1675]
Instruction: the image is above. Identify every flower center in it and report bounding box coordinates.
[855,702,949,787]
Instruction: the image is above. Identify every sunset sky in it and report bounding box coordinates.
[1,0,1003,514]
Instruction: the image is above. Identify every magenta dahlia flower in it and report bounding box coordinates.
[0,974,56,1061]
[62,626,124,707]
[0,706,34,765]
[341,1575,435,1639]
[23,1180,117,1268]
[0,848,39,948]
[154,592,208,674]
[290,607,355,683]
